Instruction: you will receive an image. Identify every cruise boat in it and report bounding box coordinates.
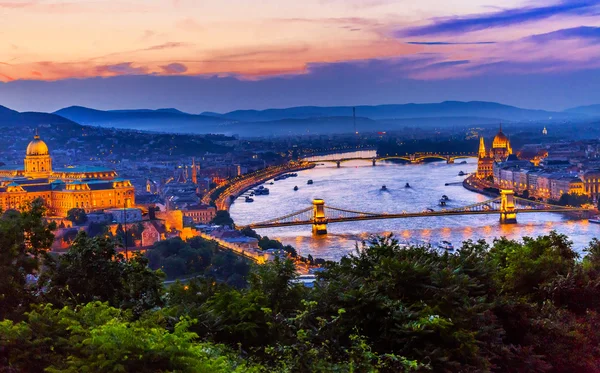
[589,217,600,224]
[381,185,387,191]
[294,186,299,191]
[254,187,270,195]
[307,179,314,185]
[458,171,466,176]
[438,241,454,251]
[245,196,254,203]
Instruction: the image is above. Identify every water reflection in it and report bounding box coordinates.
[230,156,599,261]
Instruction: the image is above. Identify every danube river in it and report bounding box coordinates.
[230,153,599,261]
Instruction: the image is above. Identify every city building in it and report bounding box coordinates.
[181,203,217,224]
[580,170,600,200]
[477,125,513,179]
[105,207,143,224]
[476,137,494,179]
[0,131,135,216]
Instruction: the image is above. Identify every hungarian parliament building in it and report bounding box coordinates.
[0,131,134,216]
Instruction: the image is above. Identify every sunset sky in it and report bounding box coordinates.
[1,0,600,112]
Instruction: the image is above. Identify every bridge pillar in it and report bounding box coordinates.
[312,199,328,235]
[446,156,454,164]
[372,158,376,166]
[336,161,341,168]
[500,189,517,224]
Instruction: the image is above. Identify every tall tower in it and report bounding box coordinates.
[191,157,198,184]
[24,129,53,179]
[478,137,486,158]
[353,107,357,134]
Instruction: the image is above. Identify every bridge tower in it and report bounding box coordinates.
[312,199,328,235]
[500,189,517,224]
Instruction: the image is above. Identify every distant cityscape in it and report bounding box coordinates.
[1,103,599,260]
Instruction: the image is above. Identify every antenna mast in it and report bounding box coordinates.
[353,107,357,134]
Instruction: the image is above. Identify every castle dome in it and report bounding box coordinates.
[26,133,49,156]
[492,125,509,149]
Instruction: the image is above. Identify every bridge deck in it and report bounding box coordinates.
[245,208,591,229]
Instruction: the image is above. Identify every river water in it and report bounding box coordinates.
[230,152,599,261]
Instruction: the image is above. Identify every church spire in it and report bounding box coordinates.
[478,136,486,158]
[191,157,198,184]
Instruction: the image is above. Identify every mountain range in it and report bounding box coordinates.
[202,101,577,122]
[1,101,598,136]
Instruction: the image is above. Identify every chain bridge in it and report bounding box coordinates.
[237,190,594,235]
[305,152,477,167]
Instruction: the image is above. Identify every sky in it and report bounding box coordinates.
[1,0,600,112]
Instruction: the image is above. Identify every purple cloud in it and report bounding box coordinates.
[96,62,147,75]
[161,63,188,74]
[406,41,496,45]
[398,0,600,36]
[526,26,600,42]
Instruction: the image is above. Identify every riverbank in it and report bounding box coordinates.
[462,175,499,198]
[203,161,316,211]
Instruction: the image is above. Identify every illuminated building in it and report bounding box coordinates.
[490,124,513,161]
[0,131,135,216]
[477,125,514,179]
[476,137,494,179]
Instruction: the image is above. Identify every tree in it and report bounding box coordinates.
[0,198,55,319]
[0,302,263,373]
[210,210,234,227]
[39,232,164,315]
[554,192,591,207]
[66,208,87,225]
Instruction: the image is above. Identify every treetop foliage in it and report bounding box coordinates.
[4,204,600,372]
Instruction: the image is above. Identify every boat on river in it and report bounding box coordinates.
[307,180,314,185]
[294,186,299,191]
[381,185,387,191]
[590,217,600,224]
[405,183,411,188]
[458,171,466,176]
[245,196,254,203]
[441,195,449,201]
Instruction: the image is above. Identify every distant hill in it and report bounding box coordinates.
[53,106,227,133]
[564,104,600,117]
[0,105,81,130]
[38,101,591,136]
[204,101,579,122]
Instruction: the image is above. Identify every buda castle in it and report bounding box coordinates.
[476,125,513,179]
[0,131,134,216]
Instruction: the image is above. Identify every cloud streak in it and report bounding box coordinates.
[398,0,600,36]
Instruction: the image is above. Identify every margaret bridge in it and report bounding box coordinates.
[237,190,595,235]
[303,151,478,167]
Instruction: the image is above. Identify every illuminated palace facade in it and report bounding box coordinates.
[477,125,513,179]
[0,132,134,216]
